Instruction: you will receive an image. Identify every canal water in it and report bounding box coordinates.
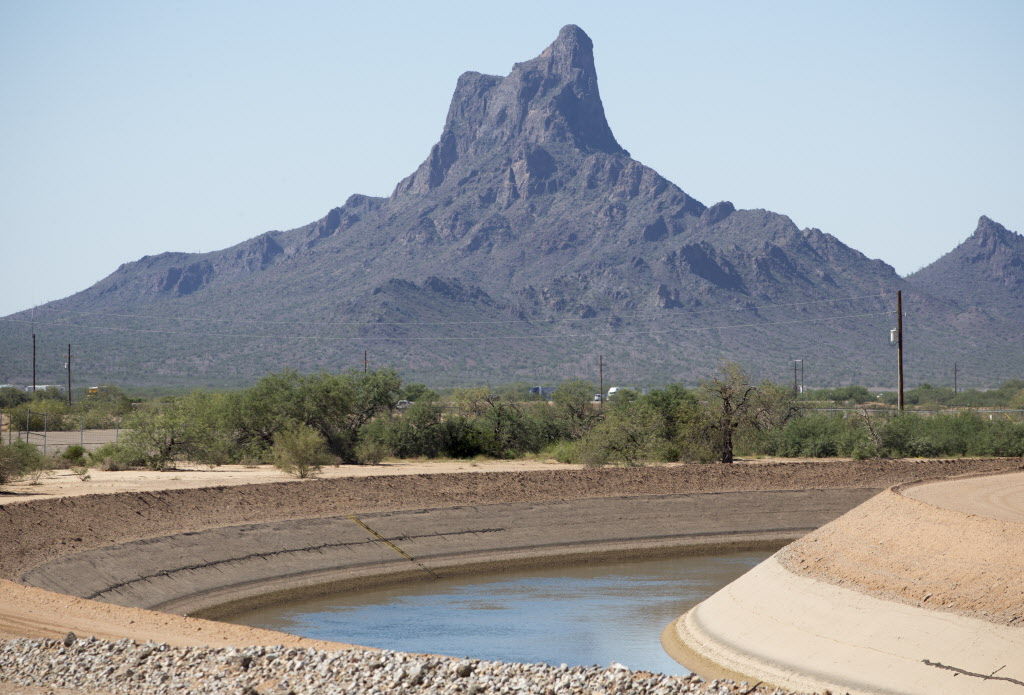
[226,550,771,674]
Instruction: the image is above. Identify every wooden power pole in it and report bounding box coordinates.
[897,290,905,412]
[598,354,604,407]
[32,333,36,394]
[66,344,72,405]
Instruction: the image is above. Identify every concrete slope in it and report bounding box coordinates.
[669,470,1024,694]
[20,490,872,618]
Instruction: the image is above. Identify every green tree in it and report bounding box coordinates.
[300,370,402,463]
[229,371,306,451]
[118,399,190,469]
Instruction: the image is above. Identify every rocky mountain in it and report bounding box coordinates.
[907,216,1024,322]
[1,26,1020,389]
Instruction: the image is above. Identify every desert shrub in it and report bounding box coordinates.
[745,409,1024,460]
[541,440,579,464]
[10,399,72,431]
[398,382,436,402]
[441,415,486,458]
[878,415,938,457]
[640,385,698,439]
[763,413,869,458]
[174,391,243,466]
[575,401,669,467]
[354,438,389,465]
[974,419,1024,457]
[549,380,600,439]
[472,399,549,458]
[0,386,29,409]
[61,444,87,464]
[359,401,488,459]
[360,401,448,458]
[0,441,44,484]
[117,401,189,470]
[270,423,335,478]
[86,443,134,471]
[305,369,402,463]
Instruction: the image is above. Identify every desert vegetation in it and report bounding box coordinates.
[7,365,1016,478]
[0,385,135,431]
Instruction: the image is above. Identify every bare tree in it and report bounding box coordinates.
[698,363,799,463]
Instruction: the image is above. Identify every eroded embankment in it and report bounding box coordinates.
[20,489,870,618]
[3,459,1017,580]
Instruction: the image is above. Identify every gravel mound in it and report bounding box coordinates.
[0,636,807,695]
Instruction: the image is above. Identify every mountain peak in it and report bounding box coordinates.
[973,215,1016,243]
[908,216,1024,312]
[539,24,595,77]
[395,25,625,196]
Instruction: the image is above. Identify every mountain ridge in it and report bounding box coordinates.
[1,26,1021,388]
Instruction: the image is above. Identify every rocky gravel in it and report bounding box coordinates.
[0,636,811,695]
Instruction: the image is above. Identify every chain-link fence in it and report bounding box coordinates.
[0,410,122,456]
[804,407,1024,421]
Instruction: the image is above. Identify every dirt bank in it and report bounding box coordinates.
[0,460,580,504]
[778,469,1024,625]
[22,489,872,618]
[3,458,1018,581]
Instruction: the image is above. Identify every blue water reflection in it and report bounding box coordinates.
[228,550,770,674]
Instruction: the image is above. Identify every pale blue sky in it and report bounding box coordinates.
[2,1,1021,316]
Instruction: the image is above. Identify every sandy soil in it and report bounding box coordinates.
[0,459,579,504]
[779,471,1024,625]
[0,456,1006,506]
[905,469,1024,522]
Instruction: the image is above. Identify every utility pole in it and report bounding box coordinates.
[31,306,36,394]
[897,290,905,412]
[65,344,72,405]
[598,354,604,407]
[793,360,799,396]
[363,349,368,374]
[953,362,958,394]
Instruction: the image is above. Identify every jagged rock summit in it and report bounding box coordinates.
[2,26,1020,387]
[908,215,1024,318]
[397,24,626,197]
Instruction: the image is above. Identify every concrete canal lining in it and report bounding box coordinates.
[668,469,1024,695]
[0,460,1020,666]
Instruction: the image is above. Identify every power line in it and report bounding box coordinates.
[19,292,891,329]
[0,310,895,343]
